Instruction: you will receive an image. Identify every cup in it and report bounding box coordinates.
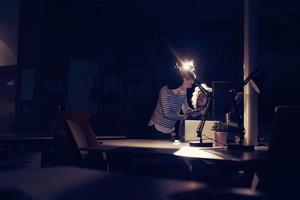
[213,131,227,146]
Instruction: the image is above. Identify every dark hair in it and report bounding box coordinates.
[166,68,196,89]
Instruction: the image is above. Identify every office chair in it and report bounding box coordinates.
[258,106,300,199]
[52,110,106,169]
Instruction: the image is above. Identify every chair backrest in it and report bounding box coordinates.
[52,110,99,166]
[65,120,99,148]
[269,106,300,161]
[56,111,90,135]
[65,120,89,149]
[262,106,300,199]
[60,111,99,147]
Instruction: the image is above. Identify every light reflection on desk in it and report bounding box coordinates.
[174,146,223,159]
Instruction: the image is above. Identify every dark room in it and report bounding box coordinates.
[0,0,300,199]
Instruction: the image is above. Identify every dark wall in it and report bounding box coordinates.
[0,0,19,132]
[16,0,163,137]
[16,0,47,133]
[257,0,300,131]
[160,19,243,85]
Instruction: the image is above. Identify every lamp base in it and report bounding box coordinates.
[189,141,213,147]
[227,143,254,151]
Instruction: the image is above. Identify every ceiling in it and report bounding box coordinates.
[84,0,242,26]
[131,0,242,26]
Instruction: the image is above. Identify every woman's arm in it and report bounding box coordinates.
[182,94,193,114]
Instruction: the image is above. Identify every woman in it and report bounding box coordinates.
[148,69,200,140]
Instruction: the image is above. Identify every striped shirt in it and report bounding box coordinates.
[148,86,192,133]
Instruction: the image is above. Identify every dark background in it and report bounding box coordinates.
[0,0,299,139]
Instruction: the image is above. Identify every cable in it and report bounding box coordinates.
[200,133,227,146]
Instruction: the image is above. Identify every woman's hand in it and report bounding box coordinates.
[183,113,190,120]
[184,109,203,119]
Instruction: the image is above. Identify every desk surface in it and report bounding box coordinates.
[0,167,207,200]
[0,134,53,152]
[86,139,268,162]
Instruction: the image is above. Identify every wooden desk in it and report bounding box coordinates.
[0,134,53,169]
[0,134,52,149]
[83,139,268,163]
[84,139,267,187]
[0,167,207,200]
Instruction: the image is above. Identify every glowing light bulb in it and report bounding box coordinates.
[181,60,195,72]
